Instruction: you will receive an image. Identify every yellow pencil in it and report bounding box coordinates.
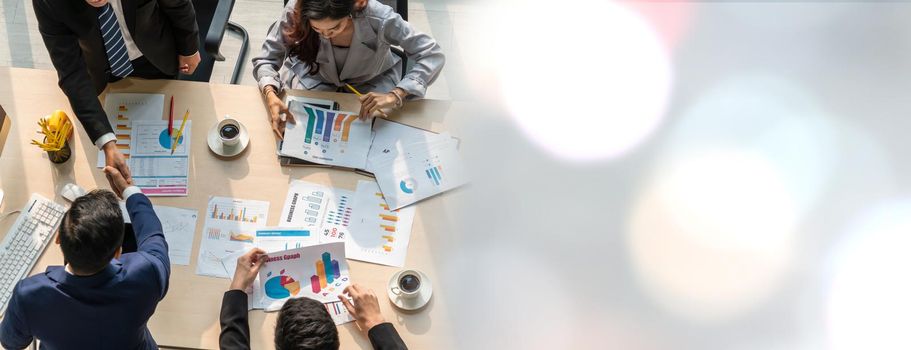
[171,109,189,155]
[345,84,363,97]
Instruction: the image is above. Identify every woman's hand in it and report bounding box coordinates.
[358,89,405,120]
[229,248,267,292]
[264,87,295,139]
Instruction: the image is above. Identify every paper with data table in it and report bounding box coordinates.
[128,120,191,196]
[279,102,372,169]
[373,136,467,210]
[196,197,269,278]
[97,93,165,167]
[365,117,453,173]
[278,180,356,246]
[256,243,351,311]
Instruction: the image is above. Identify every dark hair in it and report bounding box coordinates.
[58,190,124,275]
[275,297,340,350]
[285,0,357,75]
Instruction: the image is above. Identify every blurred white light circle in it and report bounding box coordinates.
[492,0,671,161]
[628,151,796,322]
[827,200,911,350]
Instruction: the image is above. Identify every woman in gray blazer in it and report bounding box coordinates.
[253,0,445,139]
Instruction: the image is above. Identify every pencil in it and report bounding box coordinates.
[168,96,174,136]
[171,109,189,155]
[345,84,363,97]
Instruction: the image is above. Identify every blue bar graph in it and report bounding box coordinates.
[315,109,325,135]
[324,112,335,142]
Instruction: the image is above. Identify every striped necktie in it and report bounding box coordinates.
[96,3,133,78]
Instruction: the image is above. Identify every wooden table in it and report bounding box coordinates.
[0,67,456,349]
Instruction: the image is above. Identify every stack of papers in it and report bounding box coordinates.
[279,102,372,169]
[368,118,467,210]
[98,93,190,196]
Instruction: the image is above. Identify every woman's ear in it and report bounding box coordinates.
[113,246,123,259]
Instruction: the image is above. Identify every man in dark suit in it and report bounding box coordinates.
[33,0,200,188]
[220,249,408,350]
[0,167,170,349]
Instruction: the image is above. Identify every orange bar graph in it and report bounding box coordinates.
[116,134,131,140]
[379,203,390,210]
[383,246,393,252]
[115,125,131,131]
[381,225,396,232]
[379,214,398,222]
[382,235,395,242]
[333,114,345,131]
[118,105,128,112]
[341,114,356,142]
[316,260,327,288]
[116,144,129,150]
[116,115,128,121]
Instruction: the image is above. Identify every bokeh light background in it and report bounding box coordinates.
[434,0,911,349]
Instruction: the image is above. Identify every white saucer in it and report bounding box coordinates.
[207,122,250,158]
[387,270,433,311]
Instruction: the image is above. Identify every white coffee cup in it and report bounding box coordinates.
[217,119,242,147]
[391,270,422,299]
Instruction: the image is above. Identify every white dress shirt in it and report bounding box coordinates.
[97,0,144,150]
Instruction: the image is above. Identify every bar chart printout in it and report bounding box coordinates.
[346,180,416,267]
[279,102,372,169]
[257,242,350,311]
[197,197,270,278]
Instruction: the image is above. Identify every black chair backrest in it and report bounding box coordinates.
[182,0,235,82]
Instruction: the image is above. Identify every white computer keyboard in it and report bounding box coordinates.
[0,194,65,315]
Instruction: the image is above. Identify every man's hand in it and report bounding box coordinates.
[178,51,201,75]
[230,248,267,291]
[339,283,386,333]
[103,166,130,199]
[102,141,132,194]
[265,89,295,140]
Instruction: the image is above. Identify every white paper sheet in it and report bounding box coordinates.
[256,243,351,311]
[197,197,270,279]
[344,180,416,267]
[366,117,451,173]
[129,120,190,196]
[373,138,468,210]
[152,205,198,265]
[279,102,372,169]
[97,93,165,167]
[278,180,330,227]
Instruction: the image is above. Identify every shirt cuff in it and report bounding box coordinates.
[122,186,143,200]
[257,76,282,94]
[95,132,117,150]
[396,76,427,100]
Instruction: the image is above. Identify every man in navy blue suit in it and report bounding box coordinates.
[0,166,169,349]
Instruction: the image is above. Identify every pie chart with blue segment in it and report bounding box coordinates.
[399,179,415,194]
[159,129,183,149]
[265,274,301,299]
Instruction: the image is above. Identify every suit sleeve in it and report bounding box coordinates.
[367,323,408,350]
[219,290,251,350]
[0,283,34,350]
[33,0,113,145]
[157,0,199,56]
[126,193,170,298]
[380,11,445,100]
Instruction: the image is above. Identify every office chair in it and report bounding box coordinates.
[283,0,409,78]
[181,0,250,84]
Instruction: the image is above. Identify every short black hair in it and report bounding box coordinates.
[58,189,124,274]
[275,297,340,350]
